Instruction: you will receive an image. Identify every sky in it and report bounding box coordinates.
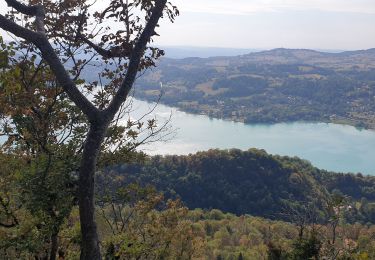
[1,0,375,50]
[155,0,375,50]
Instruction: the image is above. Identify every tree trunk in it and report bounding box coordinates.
[78,123,108,260]
[49,231,58,260]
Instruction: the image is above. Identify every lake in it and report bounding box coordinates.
[128,98,375,175]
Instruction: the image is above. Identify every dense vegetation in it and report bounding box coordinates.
[182,209,375,259]
[2,41,375,258]
[103,149,375,224]
[4,185,375,260]
[135,48,375,129]
[2,141,375,259]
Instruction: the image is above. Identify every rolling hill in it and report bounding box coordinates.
[135,48,375,128]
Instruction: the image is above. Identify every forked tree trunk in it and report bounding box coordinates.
[0,2,169,260]
[78,123,108,260]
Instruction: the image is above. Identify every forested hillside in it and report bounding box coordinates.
[101,149,375,224]
[2,0,375,258]
[136,48,375,128]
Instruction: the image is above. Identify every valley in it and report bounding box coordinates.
[136,48,375,129]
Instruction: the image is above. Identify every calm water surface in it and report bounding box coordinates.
[129,99,375,175]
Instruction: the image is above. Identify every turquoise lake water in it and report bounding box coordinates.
[1,98,372,175]
[129,99,375,175]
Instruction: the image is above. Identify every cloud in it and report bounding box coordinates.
[177,0,375,15]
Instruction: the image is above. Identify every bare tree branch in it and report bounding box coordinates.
[105,0,167,117]
[0,14,41,42]
[5,0,39,16]
[52,32,132,59]
[4,0,45,34]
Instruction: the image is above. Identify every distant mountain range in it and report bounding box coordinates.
[159,46,349,59]
[237,48,375,67]
[135,48,375,129]
[160,47,375,70]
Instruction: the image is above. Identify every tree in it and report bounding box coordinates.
[98,183,204,259]
[0,0,178,259]
[322,192,349,259]
[289,233,321,260]
[0,36,83,259]
[0,28,171,260]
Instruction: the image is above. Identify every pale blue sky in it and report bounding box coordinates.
[155,0,375,50]
[1,0,375,50]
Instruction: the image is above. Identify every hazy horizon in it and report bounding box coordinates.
[155,0,375,50]
[158,45,374,59]
[1,0,375,50]
[160,44,375,52]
